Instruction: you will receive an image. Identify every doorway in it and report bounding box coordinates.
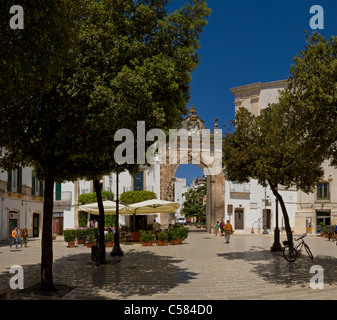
[8,211,19,238]
[316,210,331,234]
[262,209,271,230]
[234,209,244,230]
[33,213,39,237]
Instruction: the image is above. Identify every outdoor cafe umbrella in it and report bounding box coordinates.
[79,199,180,215]
[78,200,133,215]
[127,199,181,214]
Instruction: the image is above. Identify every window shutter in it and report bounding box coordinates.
[32,176,35,196]
[7,171,12,192]
[39,181,44,197]
[17,167,22,193]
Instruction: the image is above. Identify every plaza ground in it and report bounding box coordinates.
[0,227,337,300]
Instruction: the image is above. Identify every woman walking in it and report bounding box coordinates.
[214,221,220,236]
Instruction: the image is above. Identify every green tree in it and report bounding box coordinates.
[182,189,205,223]
[0,0,88,104]
[278,33,337,165]
[0,0,210,289]
[55,0,210,263]
[223,105,326,245]
[120,191,157,204]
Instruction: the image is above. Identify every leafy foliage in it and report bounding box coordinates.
[182,189,205,222]
[120,190,157,204]
[78,191,114,205]
[140,230,156,242]
[168,224,189,240]
[223,101,327,244]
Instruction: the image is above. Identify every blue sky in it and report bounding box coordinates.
[175,0,337,185]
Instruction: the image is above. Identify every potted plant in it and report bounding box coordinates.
[140,231,155,246]
[86,233,97,247]
[104,232,114,247]
[86,228,98,247]
[63,229,77,248]
[76,228,87,245]
[168,224,189,245]
[319,222,328,237]
[156,231,169,246]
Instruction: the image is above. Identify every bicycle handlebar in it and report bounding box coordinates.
[294,233,307,241]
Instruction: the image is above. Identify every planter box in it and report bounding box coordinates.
[105,242,114,247]
[170,239,182,245]
[68,241,75,248]
[77,239,85,245]
[86,242,97,248]
[131,232,141,242]
[156,240,167,246]
[142,241,153,247]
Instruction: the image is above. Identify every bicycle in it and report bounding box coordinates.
[283,233,313,262]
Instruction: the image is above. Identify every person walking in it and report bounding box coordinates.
[328,223,335,241]
[224,220,233,244]
[20,226,28,247]
[220,220,225,236]
[9,227,19,249]
[214,221,220,236]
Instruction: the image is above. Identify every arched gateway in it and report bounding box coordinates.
[160,107,225,233]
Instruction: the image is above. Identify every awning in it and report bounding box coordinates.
[78,200,133,215]
[78,199,180,215]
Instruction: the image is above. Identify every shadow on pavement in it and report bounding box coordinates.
[1,249,197,300]
[217,246,337,288]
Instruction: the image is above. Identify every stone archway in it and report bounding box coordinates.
[160,107,225,233]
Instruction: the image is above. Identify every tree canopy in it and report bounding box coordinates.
[0,0,210,290]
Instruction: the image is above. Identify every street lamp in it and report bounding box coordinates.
[271,187,282,251]
[111,164,124,257]
[263,187,269,234]
[109,174,112,225]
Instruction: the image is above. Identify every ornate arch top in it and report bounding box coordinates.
[181,106,206,134]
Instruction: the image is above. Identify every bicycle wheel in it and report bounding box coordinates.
[283,245,297,262]
[304,244,313,259]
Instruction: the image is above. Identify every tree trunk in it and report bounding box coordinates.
[268,181,293,246]
[93,179,106,264]
[41,165,55,291]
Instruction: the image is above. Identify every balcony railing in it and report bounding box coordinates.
[229,183,250,193]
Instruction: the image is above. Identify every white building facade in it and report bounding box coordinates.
[227,80,337,235]
[0,167,44,241]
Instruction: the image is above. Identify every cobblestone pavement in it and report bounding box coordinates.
[0,228,337,300]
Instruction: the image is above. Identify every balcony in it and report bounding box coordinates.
[229,182,250,199]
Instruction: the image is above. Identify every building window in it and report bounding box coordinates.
[133,172,144,191]
[317,182,330,200]
[32,176,44,197]
[7,168,22,193]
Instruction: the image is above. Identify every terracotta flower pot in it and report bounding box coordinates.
[170,239,182,245]
[105,242,114,247]
[156,240,167,246]
[68,241,75,248]
[142,241,153,246]
[86,242,97,248]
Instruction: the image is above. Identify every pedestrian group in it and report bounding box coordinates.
[214,219,234,244]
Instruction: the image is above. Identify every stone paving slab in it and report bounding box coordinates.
[0,229,336,300]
